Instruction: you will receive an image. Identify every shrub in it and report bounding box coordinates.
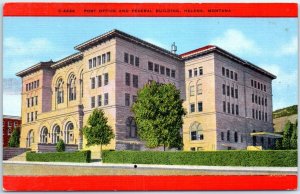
[26,150,91,163]
[8,127,20,147]
[102,150,297,167]
[56,139,65,152]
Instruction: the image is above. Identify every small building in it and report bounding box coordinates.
[3,115,21,147]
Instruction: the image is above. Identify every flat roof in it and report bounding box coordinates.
[16,61,54,77]
[3,115,21,120]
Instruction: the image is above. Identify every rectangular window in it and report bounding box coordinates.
[190,103,195,113]
[31,112,34,122]
[222,84,226,95]
[135,57,139,67]
[92,57,97,68]
[89,59,92,69]
[227,85,230,96]
[265,98,267,106]
[171,70,176,78]
[97,95,102,107]
[104,93,109,105]
[261,83,263,91]
[194,68,198,77]
[190,85,195,96]
[264,85,266,92]
[252,109,255,119]
[26,84,28,91]
[125,73,131,86]
[102,54,106,64]
[27,113,30,122]
[166,68,171,77]
[189,69,192,78]
[107,52,111,62]
[265,113,268,122]
[160,66,165,75]
[258,96,261,105]
[154,63,159,73]
[132,95,137,103]
[91,97,95,108]
[255,95,257,104]
[199,67,203,75]
[227,102,230,114]
[231,87,234,98]
[235,88,238,98]
[31,97,34,106]
[252,93,254,103]
[33,81,36,89]
[236,105,239,115]
[251,80,253,87]
[91,77,95,89]
[124,53,129,63]
[254,80,257,88]
[231,104,235,114]
[104,73,109,85]
[148,61,153,71]
[35,111,38,120]
[37,80,39,88]
[262,112,265,120]
[222,67,225,76]
[198,102,203,112]
[262,97,264,106]
[259,111,261,120]
[35,96,38,105]
[256,110,258,119]
[223,101,226,112]
[27,98,30,107]
[97,75,102,87]
[97,55,101,65]
[130,54,134,65]
[230,71,233,79]
[133,75,138,88]
[125,93,130,106]
[226,69,229,77]
[234,73,238,81]
[258,82,260,89]
[197,83,202,95]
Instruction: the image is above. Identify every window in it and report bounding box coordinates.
[133,75,138,88]
[125,93,130,106]
[104,93,109,105]
[264,85,266,92]
[259,111,261,120]
[258,82,260,89]
[223,101,226,112]
[31,97,34,106]
[254,80,257,88]
[231,104,235,114]
[256,110,258,119]
[97,55,101,65]
[236,105,239,115]
[27,98,30,107]
[124,53,129,63]
[227,131,230,141]
[107,52,111,62]
[222,84,226,95]
[255,95,257,104]
[148,61,153,71]
[166,68,170,77]
[126,117,137,138]
[91,96,95,108]
[198,102,203,112]
[93,57,96,68]
[52,125,60,144]
[104,73,109,85]
[97,75,102,87]
[231,87,234,98]
[189,69,192,78]
[33,81,36,88]
[234,73,238,81]
[89,59,92,69]
[199,67,203,75]
[222,67,225,76]
[221,132,224,140]
[171,70,176,78]
[190,122,204,141]
[132,95,137,103]
[194,68,198,77]
[39,127,48,143]
[226,69,229,77]
[65,122,74,144]
[265,113,268,122]
[265,98,267,106]
[35,111,38,120]
[91,77,95,89]
[227,102,230,113]
[262,97,264,106]
[262,111,264,120]
[190,85,195,96]
[37,80,39,87]
[68,74,76,101]
[252,109,255,119]
[251,80,253,87]
[125,73,130,86]
[258,96,261,105]
[14,121,18,128]
[102,53,106,64]
[235,89,238,98]
[234,132,238,142]
[190,147,196,151]
[31,112,33,122]
[130,54,134,65]
[57,78,64,104]
[26,84,28,91]
[135,57,139,67]
[230,71,233,79]
[35,96,38,105]
[27,130,34,147]
[27,113,30,122]
[197,83,202,95]
[160,66,165,75]
[97,95,102,107]
[227,85,230,96]
[154,63,159,73]
[252,93,254,103]
[190,103,195,113]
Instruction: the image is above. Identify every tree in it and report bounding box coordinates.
[282,120,294,149]
[132,81,186,151]
[56,139,65,152]
[275,138,282,150]
[8,127,20,147]
[83,108,115,159]
[290,119,297,149]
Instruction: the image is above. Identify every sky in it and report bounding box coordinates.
[3,17,298,116]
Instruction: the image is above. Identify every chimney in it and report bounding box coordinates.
[171,42,177,54]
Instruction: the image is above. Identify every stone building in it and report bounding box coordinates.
[16,29,277,153]
[2,115,21,147]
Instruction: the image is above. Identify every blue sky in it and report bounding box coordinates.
[3,17,298,116]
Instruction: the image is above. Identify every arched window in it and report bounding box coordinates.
[56,79,64,104]
[227,130,230,142]
[52,125,61,144]
[126,117,137,138]
[68,74,76,101]
[26,130,34,148]
[65,122,74,144]
[40,127,48,143]
[190,122,204,141]
[234,131,238,142]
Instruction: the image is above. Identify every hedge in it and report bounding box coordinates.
[26,150,91,163]
[102,150,297,167]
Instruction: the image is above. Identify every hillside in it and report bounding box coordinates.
[273,105,297,119]
[273,105,298,133]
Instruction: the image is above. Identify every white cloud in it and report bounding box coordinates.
[4,37,53,56]
[210,29,261,55]
[3,94,21,116]
[278,36,298,56]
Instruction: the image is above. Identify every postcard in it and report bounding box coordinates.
[2,2,298,191]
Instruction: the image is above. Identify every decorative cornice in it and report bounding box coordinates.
[16,61,54,77]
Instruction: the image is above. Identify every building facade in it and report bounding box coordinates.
[16,29,276,152]
[3,115,21,147]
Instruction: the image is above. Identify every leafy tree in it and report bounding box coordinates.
[290,119,297,149]
[275,138,282,150]
[132,81,186,151]
[282,120,294,149]
[83,108,115,159]
[56,139,65,152]
[8,127,20,147]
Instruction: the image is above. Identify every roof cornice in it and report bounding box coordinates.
[16,61,54,77]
